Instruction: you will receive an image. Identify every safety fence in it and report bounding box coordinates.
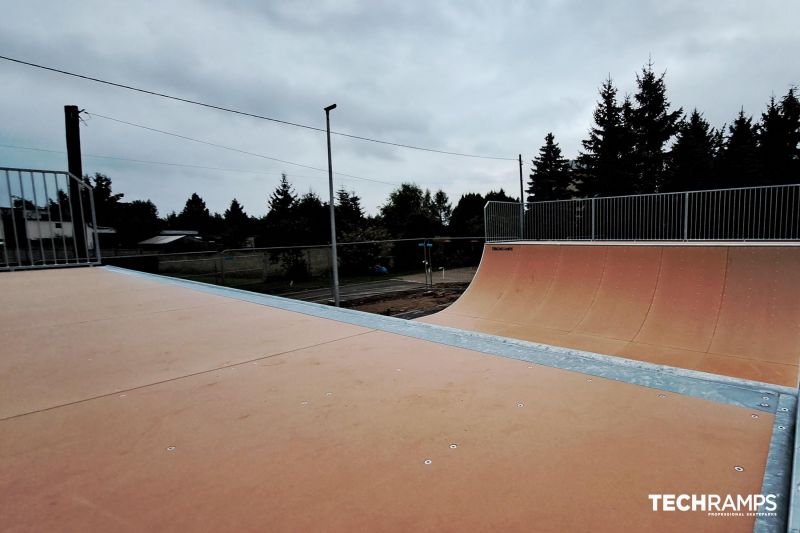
[103,236,483,303]
[485,184,800,242]
[1,167,100,270]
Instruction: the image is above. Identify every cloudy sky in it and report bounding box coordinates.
[1,1,798,217]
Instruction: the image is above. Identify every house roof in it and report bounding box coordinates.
[138,234,188,245]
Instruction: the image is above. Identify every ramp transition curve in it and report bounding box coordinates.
[421,242,800,387]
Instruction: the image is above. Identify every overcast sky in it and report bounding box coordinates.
[1,1,798,217]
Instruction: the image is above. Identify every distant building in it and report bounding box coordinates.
[0,207,100,249]
[138,230,207,252]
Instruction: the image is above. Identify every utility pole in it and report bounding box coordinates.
[64,105,88,259]
[519,154,524,240]
[324,104,340,307]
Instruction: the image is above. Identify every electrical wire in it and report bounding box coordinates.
[0,142,398,186]
[0,54,517,161]
[86,113,400,185]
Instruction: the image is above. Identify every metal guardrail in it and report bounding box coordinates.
[1,167,100,270]
[485,184,800,242]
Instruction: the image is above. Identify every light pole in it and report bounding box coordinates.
[519,154,524,240]
[324,103,340,306]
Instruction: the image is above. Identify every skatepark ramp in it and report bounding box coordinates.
[421,242,800,387]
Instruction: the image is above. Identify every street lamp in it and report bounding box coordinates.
[324,103,340,306]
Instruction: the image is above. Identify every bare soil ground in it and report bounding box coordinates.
[341,283,468,319]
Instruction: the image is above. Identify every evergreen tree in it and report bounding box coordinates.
[267,173,297,219]
[719,110,761,187]
[335,189,365,238]
[664,110,721,191]
[295,191,329,243]
[782,88,800,177]
[575,78,634,197]
[630,60,682,192]
[175,193,213,234]
[528,132,572,201]
[261,174,299,246]
[223,199,252,247]
[758,90,800,184]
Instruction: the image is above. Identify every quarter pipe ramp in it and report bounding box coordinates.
[421,242,800,387]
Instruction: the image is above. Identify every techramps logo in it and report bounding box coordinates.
[648,493,778,518]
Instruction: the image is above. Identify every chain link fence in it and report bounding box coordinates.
[104,236,483,303]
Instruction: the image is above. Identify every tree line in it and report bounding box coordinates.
[90,59,798,248]
[529,60,799,201]
[91,171,515,249]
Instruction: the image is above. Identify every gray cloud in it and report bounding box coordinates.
[1,0,797,218]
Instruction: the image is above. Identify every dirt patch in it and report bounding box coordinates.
[342,283,467,319]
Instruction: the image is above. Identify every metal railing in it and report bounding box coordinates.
[104,236,484,296]
[485,184,800,242]
[1,167,101,270]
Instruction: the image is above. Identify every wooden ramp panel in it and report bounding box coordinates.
[0,268,784,532]
[422,243,800,387]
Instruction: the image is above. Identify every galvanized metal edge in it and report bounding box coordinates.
[103,266,795,412]
[787,389,800,533]
[755,393,797,533]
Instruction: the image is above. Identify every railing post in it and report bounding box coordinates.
[683,192,689,241]
[591,198,596,241]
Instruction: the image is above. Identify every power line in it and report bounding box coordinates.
[0,143,291,178]
[86,112,399,185]
[0,141,397,186]
[0,54,517,161]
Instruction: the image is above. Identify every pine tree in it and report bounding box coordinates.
[527,132,572,201]
[758,89,800,184]
[664,110,721,191]
[260,174,299,246]
[782,88,800,174]
[719,110,761,187]
[630,60,683,193]
[295,191,328,243]
[223,199,251,247]
[335,189,365,236]
[176,193,212,234]
[576,77,634,197]
[267,173,297,218]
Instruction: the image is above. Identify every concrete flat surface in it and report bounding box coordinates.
[421,242,800,387]
[0,267,793,531]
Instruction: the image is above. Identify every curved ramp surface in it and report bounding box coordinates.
[421,242,800,387]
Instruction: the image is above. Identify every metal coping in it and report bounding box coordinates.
[103,265,798,527]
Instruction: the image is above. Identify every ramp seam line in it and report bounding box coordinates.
[704,246,730,353]
[0,329,375,423]
[630,247,665,342]
[571,246,609,333]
